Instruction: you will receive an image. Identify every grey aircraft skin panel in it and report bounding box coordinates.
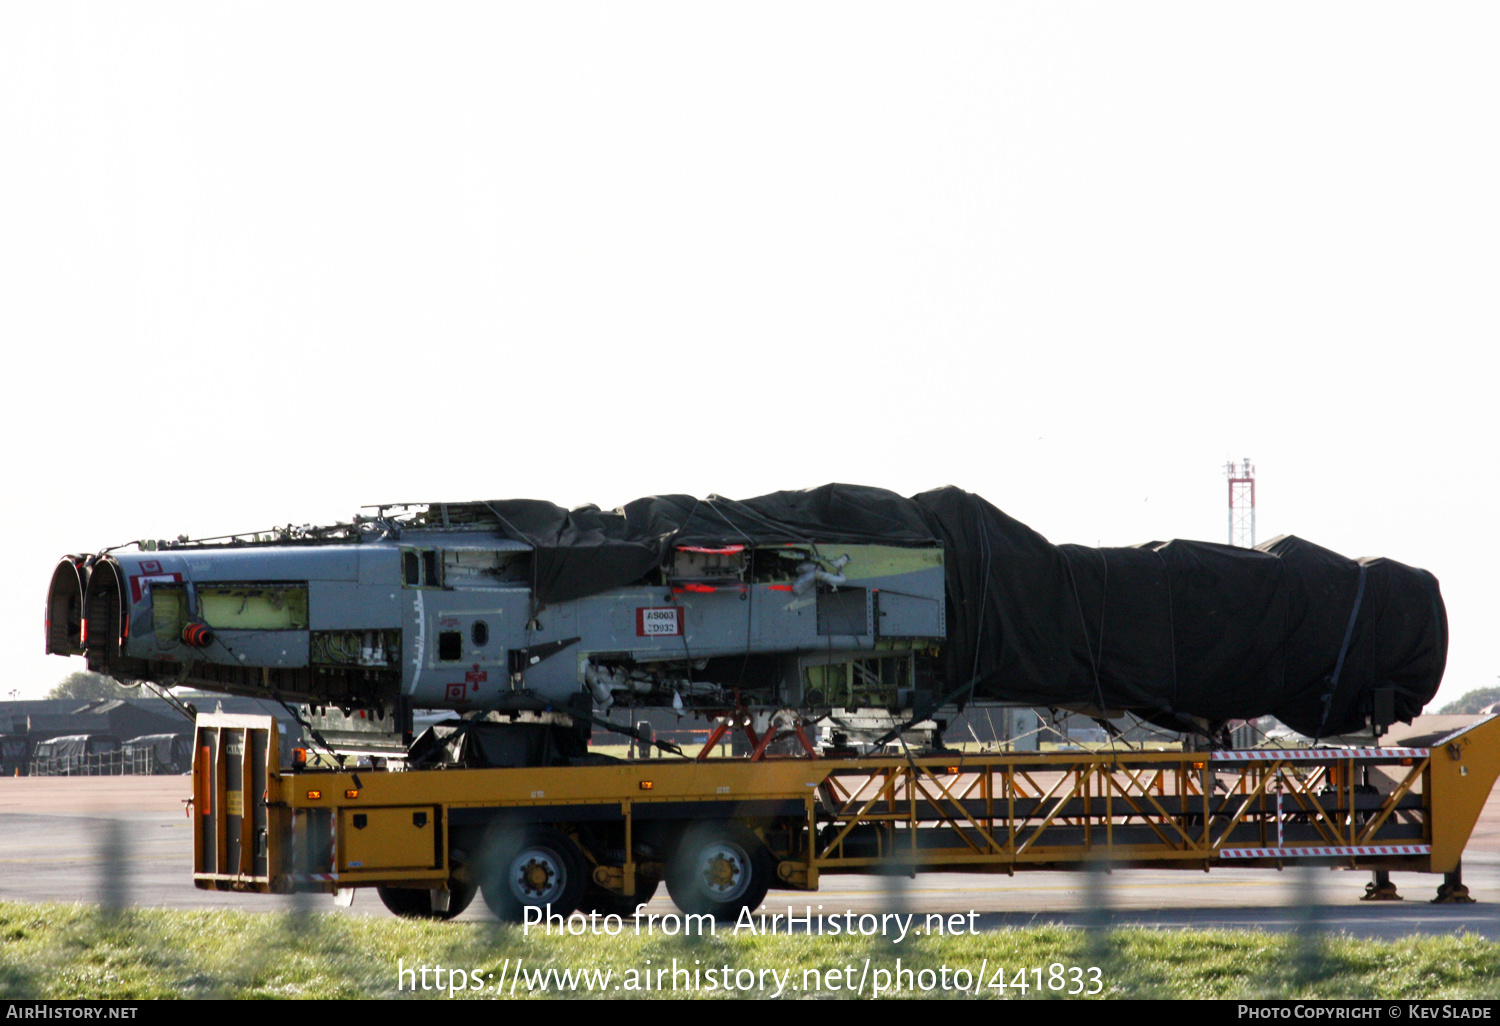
[47,516,948,718]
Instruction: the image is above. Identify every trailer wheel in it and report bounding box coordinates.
[480,825,586,923]
[665,823,773,919]
[376,882,476,920]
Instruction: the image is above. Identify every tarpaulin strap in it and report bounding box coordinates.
[1060,548,1107,717]
[968,522,993,689]
[1150,547,1179,709]
[1315,564,1368,742]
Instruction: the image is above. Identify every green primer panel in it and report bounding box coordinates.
[152,586,187,647]
[815,545,943,582]
[200,585,309,630]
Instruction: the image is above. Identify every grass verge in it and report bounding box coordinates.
[2,900,1497,1000]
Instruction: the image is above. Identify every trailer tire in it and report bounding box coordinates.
[376,882,476,920]
[665,823,773,919]
[479,825,586,923]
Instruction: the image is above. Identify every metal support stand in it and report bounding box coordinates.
[1361,869,1402,901]
[1433,863,1475,904]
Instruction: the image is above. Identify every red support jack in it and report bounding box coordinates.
[695,709,819,760]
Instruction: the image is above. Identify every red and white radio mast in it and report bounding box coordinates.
[1225,458,1255,548]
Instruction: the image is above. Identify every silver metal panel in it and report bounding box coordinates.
[307,581,402,630]
[407,588,534,706]
[358,546,400,585]
[817,588,870,636]
[211,630,310,668]
[174,547,361,582]
[749,586,821,649]
[874,588,945,639]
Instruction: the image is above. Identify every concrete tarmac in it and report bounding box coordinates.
[2,776,1497,939]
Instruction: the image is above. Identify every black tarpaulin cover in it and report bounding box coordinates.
[479,486,935,605]
[477,484,1446,736]
[121,733,192,772]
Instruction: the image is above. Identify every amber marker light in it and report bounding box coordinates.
[639,781,654,790]
[345,789,360,799]
[197,750,211,815]
[306,790,323,800]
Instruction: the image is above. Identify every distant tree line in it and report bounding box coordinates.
[1437,686,1500,715]
[45,671,137,701]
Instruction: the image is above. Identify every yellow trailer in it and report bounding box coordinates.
[191,713,1500,921]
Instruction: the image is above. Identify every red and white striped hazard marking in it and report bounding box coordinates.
[1210,748,1428,762]
[1218,845,1429,859]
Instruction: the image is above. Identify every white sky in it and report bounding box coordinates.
[3,4,1495,710]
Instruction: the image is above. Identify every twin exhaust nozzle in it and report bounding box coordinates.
[181,622,214,648]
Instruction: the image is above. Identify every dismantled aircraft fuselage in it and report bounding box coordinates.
[47,483,1449,751]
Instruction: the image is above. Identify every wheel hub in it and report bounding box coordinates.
[705,855,740,890]
[519,857,556,896]
[699,843,748,898]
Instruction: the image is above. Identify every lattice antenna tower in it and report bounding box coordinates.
[1225,458,1255,547]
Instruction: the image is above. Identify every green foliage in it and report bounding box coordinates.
[1438,687,1500,715]
[45,671,136,702]
[2,901,1498,1000]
